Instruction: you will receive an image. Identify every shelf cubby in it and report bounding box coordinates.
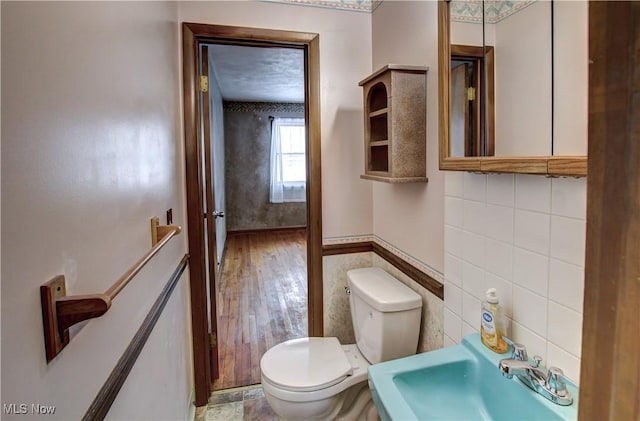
[359,65,429,183]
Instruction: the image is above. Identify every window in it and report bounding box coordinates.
[270,117,306,203]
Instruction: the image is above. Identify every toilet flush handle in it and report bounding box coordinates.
[344,286,351,295]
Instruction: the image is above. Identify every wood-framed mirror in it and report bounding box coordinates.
[438,0,588,176]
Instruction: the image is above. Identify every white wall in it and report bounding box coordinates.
[371,1,444,275]
[179,1,374,240]
[1,2,192,419]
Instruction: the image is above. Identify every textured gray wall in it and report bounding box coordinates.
[224,102,306,231]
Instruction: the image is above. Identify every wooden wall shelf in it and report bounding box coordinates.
[40,217,182,362]
[360,65,429,182]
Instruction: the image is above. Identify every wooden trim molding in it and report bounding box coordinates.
[182,23,211,405]
[322,241,444,300]
[82,255,189,421]
[439,155,587,176]
[578,2,640,419]
[371,243,444,300]
[306,33,324,339]
[227,226,307,236]
[438,0,451,167]
[322,242,373,256]
[182,23,322,407]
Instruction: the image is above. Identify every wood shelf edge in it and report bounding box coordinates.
[480,157,548,174]
[548,156,587,177]
[369,108,389,117]
[360,174,428,183]
[440,157,482,171]
[369,140,389,147]
[440,156,588,176]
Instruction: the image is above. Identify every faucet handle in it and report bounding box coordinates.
[502,336,527,360]
[532,355,543,367]
[545,367,568,394]
[511,343,528,361]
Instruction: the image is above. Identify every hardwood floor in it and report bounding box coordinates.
[213,229,308,390]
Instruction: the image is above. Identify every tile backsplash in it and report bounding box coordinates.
[444,172,586,383]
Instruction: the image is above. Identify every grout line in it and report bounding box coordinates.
[211,384,262,396]
[510,175,517,340]
[547,298,583,316]
[547,338,581,360]
[545,177,554,365]
[512,283,547,303]
[547,253,585,268]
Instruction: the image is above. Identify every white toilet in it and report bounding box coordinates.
[260,267,423,420]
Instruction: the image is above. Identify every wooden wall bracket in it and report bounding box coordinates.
[40,217,182,362]
[41,277,111,362]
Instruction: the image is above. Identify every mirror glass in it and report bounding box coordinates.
[447,0,589,159]
[450,0,552,157]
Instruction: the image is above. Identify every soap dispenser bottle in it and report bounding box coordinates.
[480,288,508,353]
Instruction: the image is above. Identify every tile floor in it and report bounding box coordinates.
[195,384,279,421]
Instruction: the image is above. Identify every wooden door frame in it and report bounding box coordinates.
[578,2,640,419]
[182,23,323,406]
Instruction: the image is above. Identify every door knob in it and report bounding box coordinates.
[212,211,225,218]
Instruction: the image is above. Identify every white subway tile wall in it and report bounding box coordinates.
[515,175,552,213]
[463,172,487,202]
[487,174,515,206]
[444,280,463,315]
[444,307,462,343]
[514,210,551,255]
[485,239,513,281]
[444,172,587,384]
[445,197,464,227]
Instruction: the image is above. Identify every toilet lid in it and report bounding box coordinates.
[261,337,353,392]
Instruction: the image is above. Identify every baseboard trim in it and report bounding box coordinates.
[227,226,307,236]
[322,241,444,300]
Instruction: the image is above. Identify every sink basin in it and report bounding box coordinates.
[368,334,579,421]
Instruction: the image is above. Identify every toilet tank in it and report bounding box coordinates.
[347,267,422,364]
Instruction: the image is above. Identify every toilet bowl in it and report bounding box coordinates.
[260,267,423,421]
[261,339,372,420]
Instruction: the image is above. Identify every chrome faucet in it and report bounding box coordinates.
[498,343,573,406]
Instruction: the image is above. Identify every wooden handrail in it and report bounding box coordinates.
[105,219,181,300]
[40,217,182,362]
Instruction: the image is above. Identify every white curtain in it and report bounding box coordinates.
[270,117,305,203]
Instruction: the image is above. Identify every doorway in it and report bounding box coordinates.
[205,42,308,390]
[182,23,323,406]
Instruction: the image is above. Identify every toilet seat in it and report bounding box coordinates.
[261,337,353,392]
[261,342,370,404]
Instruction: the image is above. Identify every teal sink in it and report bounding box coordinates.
[368,334,579,421]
